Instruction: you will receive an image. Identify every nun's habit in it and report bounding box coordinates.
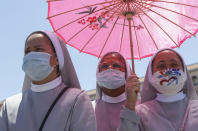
[0,31,96,131]
[118,49,198,131]
[95,52,131,131]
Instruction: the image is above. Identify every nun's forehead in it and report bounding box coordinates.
[26,32,44,42]
[100,52,125,64]
[153,50,182,62]
[151,49,184,69]
[25,32,56,52]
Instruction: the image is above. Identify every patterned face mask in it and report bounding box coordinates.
[151,69,187,96]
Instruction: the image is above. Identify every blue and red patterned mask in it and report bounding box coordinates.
[151,69,187,96]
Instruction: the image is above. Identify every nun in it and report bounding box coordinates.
[0,31,96,131]
[95,52,133,131]
[118,48,198,131]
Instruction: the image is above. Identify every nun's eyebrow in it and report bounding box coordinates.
[34,45,43,48]
[25,45,43,49]
[170,59,179,63]
[157,60,165,64]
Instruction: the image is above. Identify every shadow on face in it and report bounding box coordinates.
[98,52,127,97]
[99,52,126,73]
[152,50,184,74]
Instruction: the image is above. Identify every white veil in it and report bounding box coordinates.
[141,48,197,103]
[22,31,81,93]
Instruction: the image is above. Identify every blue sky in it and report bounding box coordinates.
[0,0,198,100]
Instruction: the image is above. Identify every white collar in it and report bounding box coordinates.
[31,76,62,92]
[102,92,126,103]
[156,92,186,103]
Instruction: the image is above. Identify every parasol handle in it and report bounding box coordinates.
[126,12,135,74]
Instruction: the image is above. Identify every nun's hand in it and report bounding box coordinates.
[125,74,140,111]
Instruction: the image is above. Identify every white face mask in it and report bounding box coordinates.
[102,92,126,103]
[151,69,186,96]
[22,52,54,81]
[97,69,126,90]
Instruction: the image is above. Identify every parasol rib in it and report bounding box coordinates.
[80,5,123,52]
[135,4,179,47]
[66,4,120,43]
[131,18,141,59]
[138,14,159,50]
[139,1,198,23]
[131,0,141,59]
[54,2,121,32]
[135,1,195,36]
[146,0,198,8]
[48,1,115,19]
[98,5,126,58]
[119,18,126,53]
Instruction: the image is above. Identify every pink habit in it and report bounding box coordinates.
[95,52,132,131]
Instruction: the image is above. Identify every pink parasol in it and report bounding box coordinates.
[47,0,198,73]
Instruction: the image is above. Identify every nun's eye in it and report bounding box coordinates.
[170,63,179,68]
[36,47,44,52]
[113,63,121,68]
[101,64,109,69]
[157,64,166,70]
